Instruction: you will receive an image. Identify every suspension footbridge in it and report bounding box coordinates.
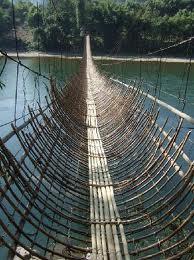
[0,36,193,260]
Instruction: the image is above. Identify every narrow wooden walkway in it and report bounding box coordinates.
[85,36,129,260]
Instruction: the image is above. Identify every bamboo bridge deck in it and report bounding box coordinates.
[0,36,193,260]
[86,36,129,259]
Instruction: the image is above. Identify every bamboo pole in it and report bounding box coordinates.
[111,78,194,125]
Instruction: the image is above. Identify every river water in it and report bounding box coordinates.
[0,56,193,154]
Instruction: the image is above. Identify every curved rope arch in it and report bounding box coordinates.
[0,35,193,259]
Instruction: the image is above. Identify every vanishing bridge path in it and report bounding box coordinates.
[0,36,193,260]
[86,36,129,259]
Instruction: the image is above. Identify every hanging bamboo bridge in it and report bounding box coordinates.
[0,36,194,259]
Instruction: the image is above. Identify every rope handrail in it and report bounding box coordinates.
[0,50,50,80]
[111,78,194,125]
[100,36,194,66]
[1,105,49,144]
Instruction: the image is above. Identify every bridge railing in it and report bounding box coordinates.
[111,78,194,125]
[111,77,194,167]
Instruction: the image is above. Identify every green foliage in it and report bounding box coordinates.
[1,0,194,53]
[0,0,32,49]
[28,5,43,28]
[0,0,12,34]
[15,0,33,24]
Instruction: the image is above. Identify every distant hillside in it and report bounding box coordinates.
[1,0,194,55]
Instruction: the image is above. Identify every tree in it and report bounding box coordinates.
[15,0,33,24]
[0,0,11,35]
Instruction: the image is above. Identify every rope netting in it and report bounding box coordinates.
[0,0,194,259]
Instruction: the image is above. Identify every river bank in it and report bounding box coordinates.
[0,51,194,63]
